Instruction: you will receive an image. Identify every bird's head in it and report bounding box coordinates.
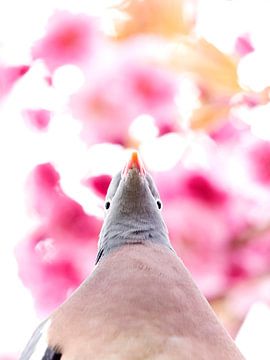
[96,151,172,264]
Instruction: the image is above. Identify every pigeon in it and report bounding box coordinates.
[20,151,245,360]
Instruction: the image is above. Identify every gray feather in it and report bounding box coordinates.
[97,169,173,263]
[20,319,51,360]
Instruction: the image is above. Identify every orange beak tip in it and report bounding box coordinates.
[122,150,145,176]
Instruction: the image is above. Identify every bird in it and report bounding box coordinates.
[20,151,245,360]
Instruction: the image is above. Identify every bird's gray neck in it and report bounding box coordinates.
[95,170,174,264]
[96,213,172,264]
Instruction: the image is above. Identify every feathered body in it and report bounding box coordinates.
[21,152,244,360]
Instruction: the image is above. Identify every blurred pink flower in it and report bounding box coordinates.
[154,167,230,297]
[70,61,179,144]
[235,34,254,57]
[22,109,51,130]
[155,166,228,205]
[248,141,270,185]
[16,163,102,313]
[27,163,101,243]
[182,172,228,206]
[16,228,85,313]
[32,11,99,72]
[163,197,229,298]
[228,231,270,285]
[155,166,262,298]
[84,174,112,198]
[0,65,29,99]
[210,120,248,144]
[125,64,177,110]
[44,75,53,86]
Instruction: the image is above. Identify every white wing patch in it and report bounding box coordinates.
[20,319,51,360]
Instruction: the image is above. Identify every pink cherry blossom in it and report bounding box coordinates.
[22,109,51,130]
[155,166,228,206]
[210,120,247,144]
[153,167,230,297]
[182,172,228,206]
[228,231,270,285]
[235,34,254,57]
[32,11,99,72]
[70,61,179,144]
[27,163,102,243]
[124,64,177,110]
[16,163,102,313]
[27,162,60,216]
[84,174,112,198]
[154,164,265,298]
[162,197,229,298]
[16,227,85,313]
[248,141,270,185]
[0,65,29,99]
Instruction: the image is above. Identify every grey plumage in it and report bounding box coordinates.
[96,169,173,264]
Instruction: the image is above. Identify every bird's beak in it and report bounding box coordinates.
[122,151,146,177]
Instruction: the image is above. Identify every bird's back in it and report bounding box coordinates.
[48,243,244,360]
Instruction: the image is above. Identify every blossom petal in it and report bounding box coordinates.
[0,65,29,99]
[22,109,51,130]
[32,11,99,72]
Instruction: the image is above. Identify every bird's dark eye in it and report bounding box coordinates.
[157,200,162,209]
[105,201,111,210]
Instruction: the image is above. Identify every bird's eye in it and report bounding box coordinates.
[105,201,111,210]
[157,200,162,209]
